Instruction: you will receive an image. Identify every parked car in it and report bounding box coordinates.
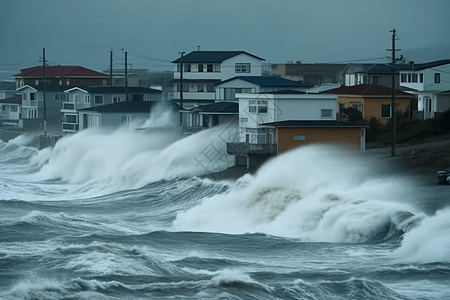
[437,168,450,184]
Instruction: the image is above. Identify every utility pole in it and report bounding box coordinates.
[125,51,128,101]
[179,51,185,124]
[109,51,113,87]
[387,29,401,156]
[42,47,47,136]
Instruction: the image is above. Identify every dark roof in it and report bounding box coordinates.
[217,76,306,87]
[0,95,21,104]
[322,84,411,97]
[403,59,450,71]
[261,89,308,94]
[171,79,221,84]
[192,101,238,114]
[0,81,16,90]
[79,101,179,113]
[261,120,367,128]
[75,86,162,94]
[13,66,108,78]
[172,51,264,63]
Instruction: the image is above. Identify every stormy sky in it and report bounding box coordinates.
[1,0,449,80]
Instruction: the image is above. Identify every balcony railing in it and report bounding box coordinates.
[227,143,277,155]
[22,100,38,108]
[62,102,75,110]
[62,122,79,132]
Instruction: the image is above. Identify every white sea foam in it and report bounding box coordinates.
[392,207,450,263]
[30,124,234,193]
[172,144,421,242]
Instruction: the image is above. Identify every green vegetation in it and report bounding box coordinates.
[364,109,450,146]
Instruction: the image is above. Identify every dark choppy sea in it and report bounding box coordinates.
[1,128,450,300]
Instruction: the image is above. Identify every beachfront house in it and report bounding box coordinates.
[62,86,162,133]
[398,59,450,120]
[214,76,307,101]
[171,50,265,109]
[322,84,412,125]
[225,91,367,167]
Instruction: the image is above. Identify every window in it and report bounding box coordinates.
[113,96,120,103]
[184,64,191,72]
[294,135,306,141]
[372,76,379,85]
[224,88,252,100]
[94,95,104,104]
[435,73,441,83]
[197,84,204,92]
[59,80,63,86]
[412,73,418,83]
[121,115,131,126]
[419,73,424,83]
[22,93,27,100]
[54,93,66,101]
[408,73,412,83]
[103,79,107,86]
[351,103,362,112]
[30,93,35,100]
[11,106,18,112]
[249,105,257,113]
[381,104,391,118]
[321,109,333,118]
[27,109,38,119]
[235,63,251,73]
[207,84,215,92]
[65,114,77,123]
[206,64,221,72]
[241,117,248,125]
[35,80,39,85]
[400,73,407,83]
[84,95,91,104]
[198,64,203,72]
[66,80,70,85]
[74,94,80,103]
[258,106,268,113]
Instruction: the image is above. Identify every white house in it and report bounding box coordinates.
[171,51,265,108]
[236,92,338,144]
[215,76,307,101]
[62,86,162,133]
[0,95,22,128]
[399,59,450,120]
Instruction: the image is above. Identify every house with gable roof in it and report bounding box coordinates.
[171,51,265,108]
[397,59,450,120]
[322,84,412,125]
[214,76,307,101]
[13,65,110,89]
[62,86,162,132]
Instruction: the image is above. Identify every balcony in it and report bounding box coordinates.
[62,122,79,132]
[227,142,277,155]
[62,102,75,110]
[22,100,38,108]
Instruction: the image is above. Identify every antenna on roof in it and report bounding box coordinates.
[198,44,200,51]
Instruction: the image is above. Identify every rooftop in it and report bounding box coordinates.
[261,120,367,128]
[190,101,238,114]
[79,101,179,113]
[14,66,108,78]
[218,76,306,88]
[172,51,264,63]
[322,84,411,97]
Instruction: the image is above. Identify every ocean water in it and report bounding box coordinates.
[1,126,450,300]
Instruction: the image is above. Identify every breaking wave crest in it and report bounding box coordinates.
[172,144,424,243]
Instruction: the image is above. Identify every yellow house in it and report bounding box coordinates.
[262,120,367,154]
[323,84,412,125]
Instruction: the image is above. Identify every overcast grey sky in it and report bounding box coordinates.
[1,0,449,80]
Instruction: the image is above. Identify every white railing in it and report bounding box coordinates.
[62,102,75,110]
[62,122,79,132]
[22,100,38,108]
